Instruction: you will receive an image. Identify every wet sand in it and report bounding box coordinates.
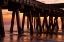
[0,31,64,42]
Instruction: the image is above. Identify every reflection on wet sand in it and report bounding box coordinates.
[0,38,4,42]
[1,32,63,42]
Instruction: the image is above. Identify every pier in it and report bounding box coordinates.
[0,0,64,37]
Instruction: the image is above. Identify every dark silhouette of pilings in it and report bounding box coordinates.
[38,13,42,33]
[0,6,5,37]
[10,9,21,34]
[53,16,59,32]
[49,16,53,32]
[10,10,15,33]
[43,15,48,32]
[51,17,55,32]
[36,13,42,33]
[21,13,25,32]
[29,11,33,35]
[41,10,49,32]
[36,17,38,31]
[16,9,21,34]
[61,17,64,31]
[27,16,29,29]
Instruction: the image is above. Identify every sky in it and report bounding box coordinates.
[37,0,64,4]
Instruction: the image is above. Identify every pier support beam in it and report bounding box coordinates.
[54,17,58,32]
[49,16,53,32]
[29,11,33,35]
[10,9,21,34]
[61,17,64,31]
[38,13,42,33]
[0,6,5,37]
[27,16,29,29]
[36,17,38,31]
[51,17,55,32]
[10,10,15,33]
[16,9,21,34]
[36,13,42,33]
[43,15,48,32]
[21,13,25,32]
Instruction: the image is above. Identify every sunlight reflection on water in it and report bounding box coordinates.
[2,32,64,42]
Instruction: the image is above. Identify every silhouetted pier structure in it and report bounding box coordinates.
[0,0,64,37]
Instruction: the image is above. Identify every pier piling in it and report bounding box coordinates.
[10,10,15,33]
[27,16,29,29]
[44,15,48,32]
[16,9,21,34]
[0,6,5,37]
[54,17,58,32]
[29,11,33,35]
[38,13,42,33]
[10,9,21,34]
[21,13,25,32]
[61,17,64,31]
[49,16,53,32]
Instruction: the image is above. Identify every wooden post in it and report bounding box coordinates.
[0,6,5,37]
[16,9,21,34]
[44,15,48,32]
[29,11,33,35]
[56,17,59,32]
[36,17,38,32]
[49,16,53,31]
[21,13,25,32]
[54,17,58,32]
[49,16,52,31]
[10,10,15,33]
[35,13,42,33]
[51,17,54,32]
[27,16,29,29]
[38,13,42,33]
[56,16,59,32]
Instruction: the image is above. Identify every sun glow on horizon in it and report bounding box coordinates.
[37,0,64,4]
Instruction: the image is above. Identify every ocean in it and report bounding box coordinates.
[1,9,64,42]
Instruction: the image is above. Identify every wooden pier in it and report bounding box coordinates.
[0,0,64,37]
